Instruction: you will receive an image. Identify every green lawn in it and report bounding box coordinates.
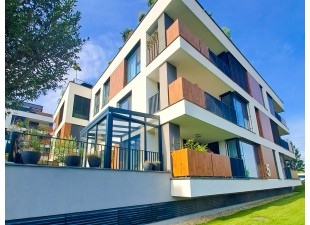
[199,181,305,225]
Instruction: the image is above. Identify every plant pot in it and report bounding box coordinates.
[143,162,153,171]
[21,151,41,165]
[65,156,80,167]
[153,163,161,171]
[88,156,101,168]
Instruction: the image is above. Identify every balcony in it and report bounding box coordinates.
[168,77,241,128]
[147,29,159,64]
[275,112,287,127]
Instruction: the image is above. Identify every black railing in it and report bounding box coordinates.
[148,93,160,114]
[5,132,161,171]
[280,139,289,151]
[275,112,287,127]
[205,92,237,124]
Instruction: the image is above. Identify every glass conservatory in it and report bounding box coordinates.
[80,107,161,170]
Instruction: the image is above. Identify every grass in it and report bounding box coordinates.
[199,181,305,225]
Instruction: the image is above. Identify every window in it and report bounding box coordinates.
[126,43,141,84]
[72,95,90,120]
[233,95,251,130]
[94,89,101,115]
[58,102,65,125]
[267,93,275,116]
[102,79,110,107]
[118,93,132,110]
[239,141,260,178]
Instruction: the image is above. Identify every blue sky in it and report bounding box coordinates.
[34,0,305,159]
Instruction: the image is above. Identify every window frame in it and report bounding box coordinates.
[102,79,110,108]
[72,94,90,120]
[117,92,132,110]
[94,89,101,116]
[126,42,141,84]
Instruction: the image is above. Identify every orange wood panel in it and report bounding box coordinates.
[212,154,232,177]
[169,77,206,108]
[258,145,278,179]
[290,170,298,179]
[199,40,210,60]
[171,148,213,177]
[54,112,60,131]
[247,72,264,106]
[255,109,274,142]
[59,123,72,139]
[166,19,180,46]
[109,60,126,100]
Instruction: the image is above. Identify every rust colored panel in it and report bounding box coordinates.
[166,19,180,46]
[199,40,210,60]
[178,22,200,51]
[247,72,264,105]
[168,77,206,108]
[212,154,232,177]
[109,60,126,100]
[290,170,298,179]
[54,112,60,132]
[171,149,213,177]
[255,109,274,142]
[59,123,72,139]
[258,145,278,179]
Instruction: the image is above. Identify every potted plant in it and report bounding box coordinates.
[152,161,161,171]
[63,135,81,167]
[87,151,101,168]
[20,120,42,165]
[143,160,153,171]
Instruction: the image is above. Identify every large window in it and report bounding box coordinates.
[102,79,110,107]
[118,93,132,110]
[267,93,275,116]
[126,43,141,84]
[239,141,261,178]
[94,89,101,115]
[72,95,90,120]
[233,95,251,130]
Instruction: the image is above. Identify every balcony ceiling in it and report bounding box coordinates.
[170,114,238,144]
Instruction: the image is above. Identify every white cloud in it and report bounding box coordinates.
[32,40,110,114]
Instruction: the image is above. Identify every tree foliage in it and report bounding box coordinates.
[290,144,305,171]
[147,0,157,7]
[221,27,232,40]
[138,13,145,23]
[5,0,86,110]
[121,28,133,43]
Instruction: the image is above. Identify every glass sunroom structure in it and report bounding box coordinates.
[80,107,161,170]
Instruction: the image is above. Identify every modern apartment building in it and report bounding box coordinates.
[53,79,93,140]
[5,102,53,132]
[6,0,301,224]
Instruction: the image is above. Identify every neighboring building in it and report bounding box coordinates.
[6,0,301,224]
[5,102,53,133]
[53,79,93,140]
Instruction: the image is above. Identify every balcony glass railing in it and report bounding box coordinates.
[280,139,289,151]
[275,112,287,127]
[205,92,237,125]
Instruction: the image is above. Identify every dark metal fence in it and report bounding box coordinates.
[5,132,160,171]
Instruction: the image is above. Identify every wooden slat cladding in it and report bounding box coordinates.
[255,108,274,142]
[171,148,232,178]
[54,112,60,132]
[258,145,278,179]
[59,123,72,139]
[290,170,298,179]
[109,60,126,100]
[212,154,232,177]
[247,72,264,106]
[166,19,210,60]
[171,149,212,177]
[169,77,206,108]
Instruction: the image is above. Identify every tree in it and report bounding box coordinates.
[290,144,305,171]
[121,28,133,43]
[5,0,86,110]
[221,27,232,40]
